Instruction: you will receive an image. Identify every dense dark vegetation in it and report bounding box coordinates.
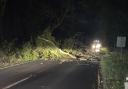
[0,0,128,47]
[0,0,127,65]
[0,0,70,45]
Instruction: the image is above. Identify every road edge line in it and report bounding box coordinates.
[2,75,32,89]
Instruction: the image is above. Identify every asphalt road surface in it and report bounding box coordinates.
[9,61,99,89]
[0,60,57,89]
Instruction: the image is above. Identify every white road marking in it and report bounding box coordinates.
[2,75,32,89]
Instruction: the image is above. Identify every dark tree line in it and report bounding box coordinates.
[0,0,128,48]
[54,0,128,48]
[0,0,70,45]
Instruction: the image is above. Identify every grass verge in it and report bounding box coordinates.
[101,52,128,89]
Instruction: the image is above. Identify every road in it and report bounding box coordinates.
[0,60,58,89]
[6,61,99,89]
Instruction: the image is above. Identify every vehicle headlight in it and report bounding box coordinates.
[91,40,102,53]
[92,45,96,49]
[96,44,101,49]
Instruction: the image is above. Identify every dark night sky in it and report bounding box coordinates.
[54,0,128,45]
[0,0,128,47]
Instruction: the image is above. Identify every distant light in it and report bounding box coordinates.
[95,49,100,52]
[91,40,102,53]
[126,77,128,81]
[96,44,101,48]
[92,45,95,49]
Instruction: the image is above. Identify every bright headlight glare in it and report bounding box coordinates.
[95,49,100,52]
[92,45,95,49]
[91,40,102,53]
[96,44,101,48]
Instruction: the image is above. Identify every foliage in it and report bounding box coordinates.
[0,34,75,68]
[35,36,73,59]
[100,47,109,54]
[61,37,75,49]
[41,28,56,42]
[101,52,128,89]
[20,42,39,61]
